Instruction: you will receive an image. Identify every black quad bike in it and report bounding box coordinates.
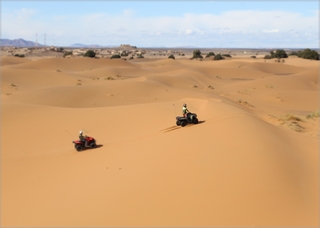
[72,136,97,152]
[176,113,199,127]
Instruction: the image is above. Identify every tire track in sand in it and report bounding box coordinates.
[159,125,192,133]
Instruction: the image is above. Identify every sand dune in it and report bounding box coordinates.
[10,57,134,70]
[1,55,319,227]
[241,61,305,74]
[1,56,32,66]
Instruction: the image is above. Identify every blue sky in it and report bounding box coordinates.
[1,1,319,48]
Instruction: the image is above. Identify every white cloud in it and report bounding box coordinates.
[2,8,318,47]
[185,29,194,35]
[16,8,37,20]
[123,9,135,17]
[263,29,279,33]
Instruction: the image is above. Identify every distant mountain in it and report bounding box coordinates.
[148,46,167,48]
[0,38,45,47]
[0,39,119,48]
[69,43,97,48]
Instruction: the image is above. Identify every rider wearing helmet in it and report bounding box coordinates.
[79,131,88,147]
[182,103,190,118]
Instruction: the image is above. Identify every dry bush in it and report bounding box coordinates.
[279,114,302,122]
[306,111,320,119]
[279,114,304,132]
[238,99,254,107]
[287,122,304,132]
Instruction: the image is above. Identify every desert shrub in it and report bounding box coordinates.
[129,56,134,60]
[270,49,288,58]
[289,51,299,56]
[181,53,185,56]
[298,49,319,60]
[14,54,25,58]
[63,51,72,58]
[192,49,203,59]
[168,54,175,59]
[136,54,144,58]
[279,114,303,122]
[205,52,215,58]
[251,55,256,58]
[279,114,305,132]
[84,50,96,58]
[121,52,128,56]
[214,54,225,60]
[110,54,121,59]
[222,54,232,57]
[306,110,320,119]
[264,55,272,59]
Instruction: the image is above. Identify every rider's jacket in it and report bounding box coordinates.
[79,134,86,141]
[182,107,189,115]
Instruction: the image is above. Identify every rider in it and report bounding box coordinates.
[182,103,190,118]
[79,131,89,147]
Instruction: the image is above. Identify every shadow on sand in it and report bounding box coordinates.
[185,120,206,127]
[95,144,103,149]
[77,144,103,152]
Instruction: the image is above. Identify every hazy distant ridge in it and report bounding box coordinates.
[1,38,319,51]
[69,43,107,48]
[0,38,45,47]
[0,38,117,48]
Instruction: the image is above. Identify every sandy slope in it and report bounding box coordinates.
[1,55,319,227]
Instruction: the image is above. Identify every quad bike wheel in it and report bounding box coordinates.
[176,120,181,126]
[181,121,187,127]
[192,118,199,124]
[90,142,97,148]
[75,144,83,152]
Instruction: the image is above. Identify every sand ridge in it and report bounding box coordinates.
[1,55,319,227]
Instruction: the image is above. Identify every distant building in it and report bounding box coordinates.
[119,44,137,49]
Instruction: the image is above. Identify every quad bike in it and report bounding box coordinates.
[176,113,199,127]
[72,136,97,152]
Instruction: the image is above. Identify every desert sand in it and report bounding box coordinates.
[1,54,319,227]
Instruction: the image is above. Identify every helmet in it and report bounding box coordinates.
[183,103,187,107]
[79,131,83,135]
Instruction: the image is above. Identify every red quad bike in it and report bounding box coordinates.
[72,136,97,152]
